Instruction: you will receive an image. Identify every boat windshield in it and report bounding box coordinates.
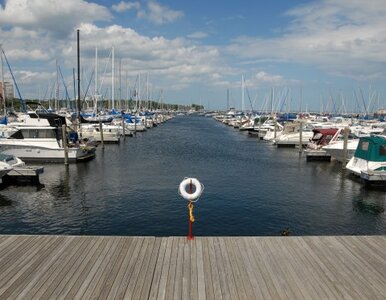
[20,129,57,139]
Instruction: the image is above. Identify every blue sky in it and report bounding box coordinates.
[1,0,386,112]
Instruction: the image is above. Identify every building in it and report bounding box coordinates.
[0,81,14,100]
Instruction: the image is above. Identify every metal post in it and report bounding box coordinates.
[122,116,125,139]
[62,125,69,165]
[99,119,104,148]
[274,115,277,140]
[299,121,303,153]
[343,127,349,168]
[187,179,194,240]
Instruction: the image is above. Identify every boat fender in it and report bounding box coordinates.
[179,178,203,201]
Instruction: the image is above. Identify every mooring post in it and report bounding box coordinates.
[343,127,349,168]
[62,124,69,165]
[122,116,126,139]
[299,121,303,153]
[99,119,104,148]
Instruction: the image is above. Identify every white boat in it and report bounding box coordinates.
[322,139,359,163]
[304,128,339,161]
[346,136,386,180]
[274,122,314,147]
[80,124,121,143]
[0,118,96,163]
[0,154,25,182]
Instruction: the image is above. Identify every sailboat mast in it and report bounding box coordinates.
[77,29,81,121]
[95,47,98,99]
[94,47,98,113]
[111,46,115,110]
[241,74,244,112]
[0,44,6,114]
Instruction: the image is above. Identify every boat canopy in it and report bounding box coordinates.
[354,136,386,162]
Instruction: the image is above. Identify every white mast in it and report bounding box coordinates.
[94,47,98,113]
[111,46,115,110]
[138,73,141,110]
[241,74,244,112]
[0,44,6,114]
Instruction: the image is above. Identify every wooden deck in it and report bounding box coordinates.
[0,235,385,299]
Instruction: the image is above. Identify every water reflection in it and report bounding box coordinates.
[353,188,386,215]
[0,194,12,207]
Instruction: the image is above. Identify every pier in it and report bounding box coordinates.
[0,235,385,299]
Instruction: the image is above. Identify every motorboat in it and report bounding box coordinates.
[346,135,386,181]
[304,128,338,161]
[0,117,96,163]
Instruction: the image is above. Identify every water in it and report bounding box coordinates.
[0,116,385,236]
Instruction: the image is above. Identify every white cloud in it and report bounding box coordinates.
[187,32,208,39]
[246,72,300,87]
[138,1,183,25]
[112,1,140,13]
[227,0,386,81]
[0,0,112,38]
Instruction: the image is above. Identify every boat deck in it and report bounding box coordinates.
[0,235,385,299]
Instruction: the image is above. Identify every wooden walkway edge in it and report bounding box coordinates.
[0,235,385,299]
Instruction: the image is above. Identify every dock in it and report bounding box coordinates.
[0,235,385,299]
[1,166,44,185]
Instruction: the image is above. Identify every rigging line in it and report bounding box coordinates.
[1,48,25,112]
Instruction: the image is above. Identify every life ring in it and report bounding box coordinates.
[179,178,203,201]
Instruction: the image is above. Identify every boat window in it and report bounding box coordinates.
[20,129,56,138]
[312,133,323,141]
[9,130,24,139]
[360,141,369,151]
[380,145,386,156]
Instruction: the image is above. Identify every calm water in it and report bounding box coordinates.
[0,115,385,236]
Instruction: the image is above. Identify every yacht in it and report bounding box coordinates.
[0,117,95,163]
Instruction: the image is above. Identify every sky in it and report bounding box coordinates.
[1,0,386,112]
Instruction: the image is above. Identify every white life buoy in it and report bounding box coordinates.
[179,178,203,201]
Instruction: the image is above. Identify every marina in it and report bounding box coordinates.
[0,115,385,237]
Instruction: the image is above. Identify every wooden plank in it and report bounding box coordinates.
[97,237,134,300]
[0,236,33,268]
[61,237,110,300]
[221,238,247,300]
[265,237,313,299]
[19,236,89,300]
[172,237,185,300]
[0,236,52,292]
[88,237,127,299]
[37,236,99,299]
[304,237,365,299]
[148,237,168,300]
[201,238,214,300]
[283,237,339,299]
[236,238,267,299]
[207,237,223,300]
[12,236,77,300]
[182,238,191,300]
[74,237,120,299]
[109,237,144,299]
[123,237,153,299]
[138,237,162,299]
[327,236,386,298]
[217,238,239,300]
[0,236,64,299]
[190,239,198,300]
[106,237,140,299]
[196,238,206,300]
[164,237,178,300]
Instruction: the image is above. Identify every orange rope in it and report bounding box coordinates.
[188,201,195,222]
